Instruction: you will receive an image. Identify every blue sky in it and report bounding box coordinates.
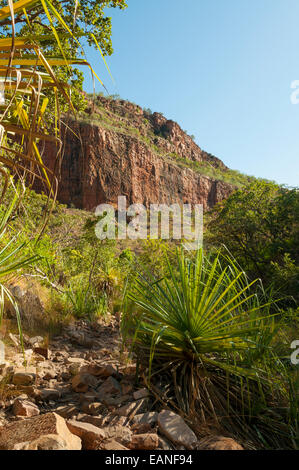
[81,0,299,187]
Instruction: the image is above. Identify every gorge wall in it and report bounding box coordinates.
[39,96,235,211]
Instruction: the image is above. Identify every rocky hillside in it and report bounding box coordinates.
[37,95,246,211]
[0,318,243,450]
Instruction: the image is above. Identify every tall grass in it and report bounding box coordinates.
[0,0,105,337]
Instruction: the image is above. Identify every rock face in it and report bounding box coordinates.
[37,96,234,211]
[12,398,40,417]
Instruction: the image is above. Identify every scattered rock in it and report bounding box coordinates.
[34,347,49,360]
[12,398,40,418]
[87,362,117,378]
[14,434,69,450]
[67,357,86,365]
[8,281,46,327]
[55,405,78,419]
[81,402,102,416]
[9,333,20,348]
[40,389,61,402]
[79,415,105,428]
[43,370,57,381]
[121,381,134,395]
[104,425,132,446]
[197,436,244,450]
[158,410,197,450]
[0,412,81,450]
[131,423,152,434]
[158,436,174,450]
[29,336,43,347]
[129,433,159,450]
[72,374,98,393]
[66,420,105,450]
[116,398,148,417]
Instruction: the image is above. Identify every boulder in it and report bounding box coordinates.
[29,336,43,347]
[67,420,105,450]
[129,433,159,450]
[133,388,149,400]
[158,410,197,449]
[81,402,102,416]
[12,371,36,386]
[40,389,61,401]
[0,412,81,450]
[72,373,98,393]
[12,398,40,418]
[33,347,49,360]
[79,415,105,428]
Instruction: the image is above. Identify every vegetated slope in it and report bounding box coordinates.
[37,95,255,211]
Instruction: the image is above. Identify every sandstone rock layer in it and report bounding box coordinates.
[37,97,234,210]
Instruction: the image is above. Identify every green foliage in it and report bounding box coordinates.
[206,181,299,304]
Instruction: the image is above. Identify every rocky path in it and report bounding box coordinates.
[0,319,243,451]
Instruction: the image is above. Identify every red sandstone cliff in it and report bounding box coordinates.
[38,96,234,211]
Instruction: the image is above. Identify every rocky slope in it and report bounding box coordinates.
[0,318,243,451]
[38,96,236,211]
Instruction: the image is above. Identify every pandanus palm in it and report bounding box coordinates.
[122,246,290,447]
